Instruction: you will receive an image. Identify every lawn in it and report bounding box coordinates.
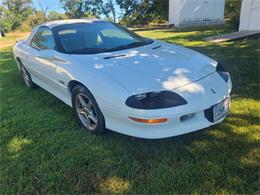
[0,27,259,194]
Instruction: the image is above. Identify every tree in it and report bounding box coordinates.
[47,11,68,21]
[3,0,33,15]
[0,0,33,31]
[225,0,242,29]
[103,0,117,23]
[20,11,45,31]
[37,0,48,22]
[116,0,168,25]
[60,0,104,18]
[0,5,4,17]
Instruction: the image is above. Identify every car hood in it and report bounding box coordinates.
[71,40,217,94]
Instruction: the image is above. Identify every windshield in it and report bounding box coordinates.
[52,21,153,54]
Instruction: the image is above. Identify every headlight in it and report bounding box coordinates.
[126,91,187,109]
[216,63,230,83]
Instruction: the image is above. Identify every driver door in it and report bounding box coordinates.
[25,27,58,88]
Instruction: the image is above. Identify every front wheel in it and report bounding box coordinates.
[72,85,106,135]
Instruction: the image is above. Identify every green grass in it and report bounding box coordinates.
[0,27,259,194]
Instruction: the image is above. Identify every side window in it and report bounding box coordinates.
[30,27,55,50]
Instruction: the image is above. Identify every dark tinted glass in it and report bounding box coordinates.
[53,21,152,54]
[31,27,55,50]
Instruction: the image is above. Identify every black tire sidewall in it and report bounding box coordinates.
[72,85,106,135]
[20,64,35,88]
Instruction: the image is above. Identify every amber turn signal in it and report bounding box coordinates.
[129,117,167,124]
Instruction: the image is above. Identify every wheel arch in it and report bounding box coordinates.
[67,80,86,94]
[69,79,106,134]
[68,80,106,127]
[15,57,23,70]
[67,80,102,110]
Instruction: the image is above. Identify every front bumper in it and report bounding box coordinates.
[103,99,229,139]
[100,72,232,139]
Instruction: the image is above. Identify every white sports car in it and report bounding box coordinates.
[13,19,232,139]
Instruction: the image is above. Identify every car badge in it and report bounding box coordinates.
[210,89,216,94]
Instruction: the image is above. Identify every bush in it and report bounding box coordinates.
[20,12,46,32]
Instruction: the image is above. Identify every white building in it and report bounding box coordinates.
[239,0,260,31]
[169,0,225,27]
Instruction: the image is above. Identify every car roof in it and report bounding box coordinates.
[42,18,106,29]
[25,19,107,45]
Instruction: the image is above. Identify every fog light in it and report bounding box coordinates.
[180,113,195,122]
[129,117,167,124]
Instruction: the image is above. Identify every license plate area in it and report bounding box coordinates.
[213,97,230,121]
[204,97,230,122]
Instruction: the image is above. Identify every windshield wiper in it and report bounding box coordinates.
[70,48,109,54]
[69,40,154,54]
[125,41,146,47]
[108,40,152,52]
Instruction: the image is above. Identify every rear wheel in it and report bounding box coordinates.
[72,85,106,135]
[20,64,35,88]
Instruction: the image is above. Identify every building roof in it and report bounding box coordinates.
[43,18,105,28]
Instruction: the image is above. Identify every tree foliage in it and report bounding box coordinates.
[0,0,33,31]
[47,11,68,21]
[60,0,104,18]
[0,0,69,32]
[0,0,244,32]
[116,0,168,25]
[20,11,46,31]
[225,0,242,29]
[103,0,116,22]
[20,10,68,31]
[59,0,168,25]
[4,0,32,15]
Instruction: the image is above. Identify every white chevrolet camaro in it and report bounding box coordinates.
[13,19,232,139]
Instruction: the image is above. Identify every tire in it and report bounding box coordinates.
[20,64,35,88]
[72,85,106,135]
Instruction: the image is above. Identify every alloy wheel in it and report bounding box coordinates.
[75,93,98,130]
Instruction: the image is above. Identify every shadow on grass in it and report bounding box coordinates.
[0,108,259,193]
[0,32,259,194]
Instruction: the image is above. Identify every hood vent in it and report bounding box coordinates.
[104,54,127,59]
[152,45,161,50]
